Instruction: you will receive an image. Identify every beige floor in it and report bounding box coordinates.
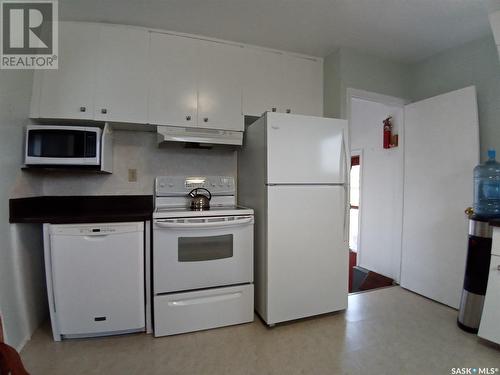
[21,286,500,375]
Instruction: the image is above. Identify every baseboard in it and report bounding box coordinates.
[15,335,29,353]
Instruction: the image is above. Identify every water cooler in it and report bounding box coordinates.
[457,149,500,333]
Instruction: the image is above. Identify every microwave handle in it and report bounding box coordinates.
[155,217,253,229]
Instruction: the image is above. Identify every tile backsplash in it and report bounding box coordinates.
[14,130,237,197]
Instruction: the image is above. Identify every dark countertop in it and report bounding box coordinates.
[9,195,153,224]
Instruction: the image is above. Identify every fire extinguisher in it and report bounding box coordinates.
[383,116,392,149]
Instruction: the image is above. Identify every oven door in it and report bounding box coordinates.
[153,215,254,293]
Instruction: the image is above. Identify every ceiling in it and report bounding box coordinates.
[59,0,492,63]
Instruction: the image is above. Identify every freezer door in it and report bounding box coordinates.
[266,113,348,184]
[265,185,348,324]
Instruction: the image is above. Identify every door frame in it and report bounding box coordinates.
[349,148,363,256]
[346,88,409,282]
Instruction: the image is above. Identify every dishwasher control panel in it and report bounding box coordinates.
[49,222,143,236]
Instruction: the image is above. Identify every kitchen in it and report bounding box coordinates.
[1,1,500,374]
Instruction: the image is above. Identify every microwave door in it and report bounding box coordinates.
[25,127,101,166]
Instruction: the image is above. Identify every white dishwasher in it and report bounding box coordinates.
[45,222,145,341]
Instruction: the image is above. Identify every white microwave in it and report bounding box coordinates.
[25,125,103,166]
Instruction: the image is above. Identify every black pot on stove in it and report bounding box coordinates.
[188,188,212,210]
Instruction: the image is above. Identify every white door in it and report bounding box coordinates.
[148,33,198,127]
[266,113,348,184]
[401,86,479,308]
[94,25,149,123]
[39,22,97,120]
[266,185,348,324]
[50,223,145,335]
[198,40,244,131]
[241,48,283,117]
[280,55,323,116]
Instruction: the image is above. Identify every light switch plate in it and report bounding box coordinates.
[128,169,137,182]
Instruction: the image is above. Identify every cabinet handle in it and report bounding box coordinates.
[80,106,86,112]
[185,115,191,121]
[286,109,291,114]
[203,118,208,122]
[101,108,107,114]
[271,107,277,112]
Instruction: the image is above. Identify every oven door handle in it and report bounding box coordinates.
[154,217,254,229]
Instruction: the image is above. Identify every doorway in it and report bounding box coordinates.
[347,89,407,293]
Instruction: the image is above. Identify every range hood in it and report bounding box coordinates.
[157,125,243,146]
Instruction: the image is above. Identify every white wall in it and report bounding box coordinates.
[350,96,404,282]
[0,69,46,350]
[36,130,237,196]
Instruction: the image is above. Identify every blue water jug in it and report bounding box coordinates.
[473,149,500,218]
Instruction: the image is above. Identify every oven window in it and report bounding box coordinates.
[178,235,233,262]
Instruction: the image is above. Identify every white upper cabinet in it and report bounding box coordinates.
[94,25,149,123]
[241,48,283,117]
[30,22,324,128]
[198,41,244,131]
[148,33,198,127]
[281,56,323,116]
[242,49,323,117]
[35,22,97,120]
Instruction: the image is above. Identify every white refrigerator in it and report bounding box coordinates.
[238,112,349,325]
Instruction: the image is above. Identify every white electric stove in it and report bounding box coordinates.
[152,176,254,337]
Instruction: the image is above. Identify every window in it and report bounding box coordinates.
[349,156,360,252]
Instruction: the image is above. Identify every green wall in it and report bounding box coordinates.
[411,36,500,159]
[324,35,500,160]
[323,47,412,118]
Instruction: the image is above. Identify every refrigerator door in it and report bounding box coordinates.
[266,113,348,184]
[265,185,348,324]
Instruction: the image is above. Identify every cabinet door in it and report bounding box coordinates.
[241,48,283,117]
[148,33,198,127]
[94,25,149,123]
[280,55,323,116]
[478,255,500,344]
[198,41,244,131]
[38,22,97,120]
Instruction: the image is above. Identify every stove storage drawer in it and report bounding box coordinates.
[153,215,254,293]
[154,284,254,336]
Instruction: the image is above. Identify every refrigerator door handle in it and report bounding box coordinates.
[342,131,349,244]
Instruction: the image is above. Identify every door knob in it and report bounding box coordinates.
[80,106,86,112]
[101,108,107,114]
[186,115,191,121]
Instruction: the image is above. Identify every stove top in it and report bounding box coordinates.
[153,175,253,219]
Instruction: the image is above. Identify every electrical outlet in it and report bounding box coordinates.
[128,169,137,182]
